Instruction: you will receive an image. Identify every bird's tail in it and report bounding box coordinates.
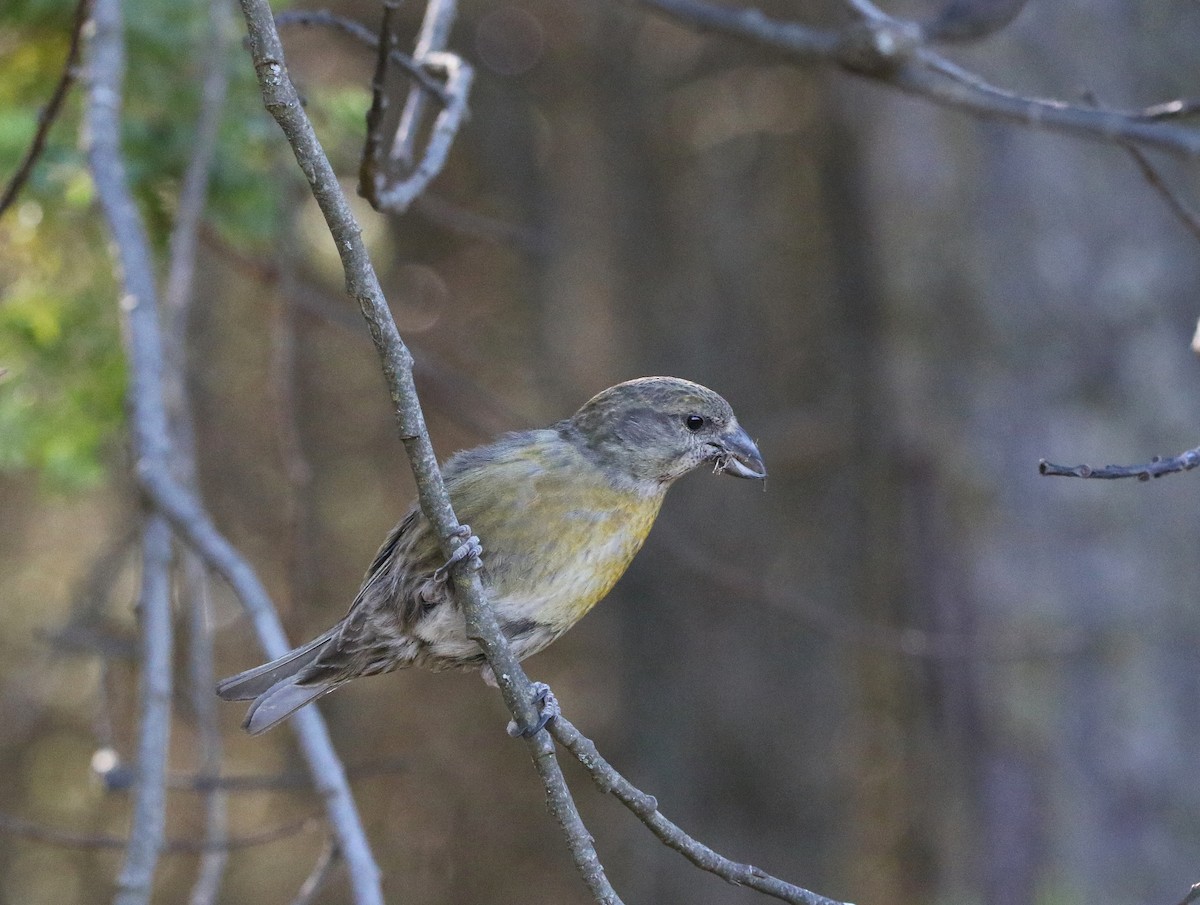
[216,630,340,735]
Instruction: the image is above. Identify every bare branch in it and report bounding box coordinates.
[135,461,385,905]
[164,0,233,370]
[290,838,342,905]
[1176,882,1200,905]
[185,562,228,905]
[389,0,459,169]
[0,0,93,218]
[355,0,474,213]
[1039,447,1200,481]
[1120,145,1200,243]
[359,1,403,202]
[551,716,849,905]
[371,52,473,212]
[274,9,451,103]
[163,6,237,903]
[0,811,318,853]
[631,0,1200,158]
[1138,99,1200,121]
[233,1,618,899]
[85,0,383,896]
[113,518,174,905]
[83,1,177,900]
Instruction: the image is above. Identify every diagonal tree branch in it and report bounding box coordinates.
[629,0,1200,158]
[274,9,451,102]
[551,715,850,905]
[233,1,621,901]
[135,463,385,905]
[0,0,94,218]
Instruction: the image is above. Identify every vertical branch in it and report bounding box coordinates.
[84,0,175,900]
[139,470,385,905]
[388,0,458,169]
[185,564,229,905]
[373,53,472,212]
[113,517,174,905]
[86,0,383,901]
[358,1,401,200]
[159,1,236,901]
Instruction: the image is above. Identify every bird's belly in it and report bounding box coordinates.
[412,495,662,665]
[493,500,661,632]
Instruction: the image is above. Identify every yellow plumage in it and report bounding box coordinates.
[218,377,765,734]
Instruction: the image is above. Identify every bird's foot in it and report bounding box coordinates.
[506,681,559,738]
[433,524,482,581]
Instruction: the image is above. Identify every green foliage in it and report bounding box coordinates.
[0,0,288,490]
[0,0,375,490]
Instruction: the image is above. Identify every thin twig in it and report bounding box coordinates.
[1039,447,1200,481]
[359,0,474,213]
[550,716,849,905]
[389,0,459,169]
[0,0,94,218]
[0,811,318,853]
[359,1,402,202]
[163,0,232,424]
[185,561,229,905]
[1120,143,1200,243]
[136,461,385,905]
[1079,89,1200,245]
[1137,99,1200,121]
[372,52,473,212]
[290,838,342,905]
[115,518,175,905]
[158,3,236,902]
[273,9,451,102]
[1175,882,1200,905]
[233,2,619,900]
[631,0,1200,158]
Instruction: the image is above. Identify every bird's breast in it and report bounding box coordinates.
[473,478,665,633]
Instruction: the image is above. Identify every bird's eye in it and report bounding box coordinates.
[684,414,705,432]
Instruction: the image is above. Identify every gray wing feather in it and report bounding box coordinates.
[242,678,335,735]
[215,630,337,702]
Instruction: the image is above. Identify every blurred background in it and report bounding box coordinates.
[4,0,1200,903]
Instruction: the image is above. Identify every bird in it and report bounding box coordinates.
[217,376,766,735]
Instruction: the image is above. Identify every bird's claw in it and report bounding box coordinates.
[506,681,559,738]
[433,525,482,581]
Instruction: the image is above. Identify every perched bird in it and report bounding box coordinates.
[217,376,766,735]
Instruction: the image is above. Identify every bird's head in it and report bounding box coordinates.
[566,377,766,489]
